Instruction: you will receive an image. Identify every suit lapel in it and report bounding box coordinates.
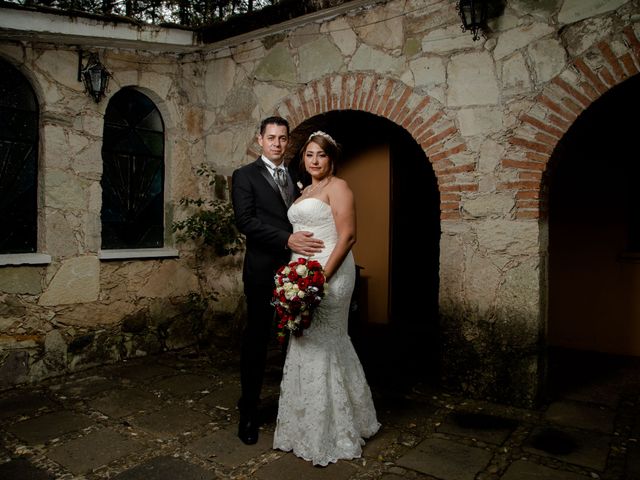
[253,158,288,208]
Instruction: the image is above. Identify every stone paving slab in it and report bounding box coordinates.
[0,391,58,420]
[47,428,145,475]
[6,410,94,444]
[396,437,492,480]
[559,382,621,408]
[187,425,274,467]
[110,363,178,382]
[153,374,217,397]
[198,382,241,410]
[131,404,214,438]
[89,387,160,418]
[112,455,215,480]
[544,400,615,433]
[438,411,517,445]
[0,457,55,479]
[49,375,121,399]
[523,426,610,471]
[502,459,591,480]
[255,452,357,480]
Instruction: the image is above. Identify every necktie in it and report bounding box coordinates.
[273,166,290,206]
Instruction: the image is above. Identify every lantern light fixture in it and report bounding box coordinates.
[77,51,111,103]
[457,0,488,41]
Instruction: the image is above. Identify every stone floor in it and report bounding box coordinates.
[0,345,639,480]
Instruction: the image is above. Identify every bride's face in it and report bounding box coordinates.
[304,141,332,181]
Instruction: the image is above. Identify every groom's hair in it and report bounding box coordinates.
[260,116,290,136]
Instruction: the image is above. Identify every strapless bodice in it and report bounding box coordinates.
[288,198,336,261]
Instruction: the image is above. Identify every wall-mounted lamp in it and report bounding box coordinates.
[457,0,488,41]
[77,51,111,103]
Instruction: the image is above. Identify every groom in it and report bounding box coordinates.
[231,116,324,445]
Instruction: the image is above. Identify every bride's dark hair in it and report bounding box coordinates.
[298,133,341,186]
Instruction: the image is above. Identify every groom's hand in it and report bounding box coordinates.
[288,231,324,256]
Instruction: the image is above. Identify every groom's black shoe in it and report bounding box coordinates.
[238,416,259,445]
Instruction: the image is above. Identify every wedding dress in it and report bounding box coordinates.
[273,197,380,466]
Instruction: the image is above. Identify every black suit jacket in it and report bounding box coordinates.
[232,158,299,290]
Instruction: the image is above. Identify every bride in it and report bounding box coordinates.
[273,131,380,466]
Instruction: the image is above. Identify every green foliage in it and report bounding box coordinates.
[172,164,244,257]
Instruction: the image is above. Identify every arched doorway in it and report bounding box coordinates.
[286,110,441,389]
[546,74,640,388]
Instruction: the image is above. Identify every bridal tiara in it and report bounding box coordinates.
[308,130,337,147]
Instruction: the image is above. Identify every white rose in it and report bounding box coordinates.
[297,291,305,298]
[282,266,290,275]
[296,264,308,276]
[285,290,297,300]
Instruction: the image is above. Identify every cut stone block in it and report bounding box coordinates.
[523,426,610,471]
[255,452,356,480]
[0,458,54,479]
[187,426,273,467]
[502,460,592,479]
[0,391,58,420]
[112,455,215,480]
[111,363,177,382]
[89,387,159,418]
[396,437,492,480]
[438,412,518,444]
[47,428,144,475]
[6,411,93,444]
[544,401,615,433]
[153,374,216,397]
[50,375,120,399]
[132,405,213,438]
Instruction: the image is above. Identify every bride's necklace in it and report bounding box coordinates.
[302,176,331,197]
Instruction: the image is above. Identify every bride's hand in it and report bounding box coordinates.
[288,231,324,256]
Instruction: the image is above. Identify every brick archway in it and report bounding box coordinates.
[246,73,474,220]
[500,25,640,220]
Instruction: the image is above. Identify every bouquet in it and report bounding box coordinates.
[272,257,326,344]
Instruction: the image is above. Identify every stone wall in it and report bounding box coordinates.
[196,0,640,406]
[1,0,639,405]
[0,44,244,388]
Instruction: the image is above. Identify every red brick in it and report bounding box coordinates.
[432,159,455,172]
[399,96,430,128]
[525,151,550,163]
[285,99,299,126]
[517,199,540,209]
[599,66,615,87]
[353,73,364,110]
[340,75,348,109]
[498,180,541,190]
[516,190,540,200]
[438,163,475,176]
[440,193,461,202]
[502,158,545,170]
[389,87,412,121]
[421,125,457,149]
[429,144,467,163]
[441,202,460,211]
[439,183,478,192]
[414,111,444,139]
[535,131,558,147]
[297,91,310,119]
[548,113,570,130]
[623,26,640,64]
[323,77,332,111]
[405,115,423,133]
[441,211,461,220]
[520,114,564,139]
[598,41,626,81]
[573,58,607,94]
[311,82,320,115]
[509,137,553,155]
[515,210,540,220]
[560,97,582,116]
[539,94,575,122]
[383,98,397,117]
[579,81,599,101]
[552,77,592,108]
[519,171,543,181]
[364,75,379,112]
[375,80,395,115]
[620,53,639,76]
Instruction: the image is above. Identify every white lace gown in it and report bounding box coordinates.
[273,198,380,466]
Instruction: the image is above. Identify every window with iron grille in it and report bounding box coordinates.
[0,59,39,254]
[101,88,165,249]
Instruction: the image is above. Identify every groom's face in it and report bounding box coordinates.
[258,124,289,165]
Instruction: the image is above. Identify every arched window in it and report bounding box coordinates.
[0,59,39,254]
[101,88,165,250]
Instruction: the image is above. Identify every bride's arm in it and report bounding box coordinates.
[323,179,356,281]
